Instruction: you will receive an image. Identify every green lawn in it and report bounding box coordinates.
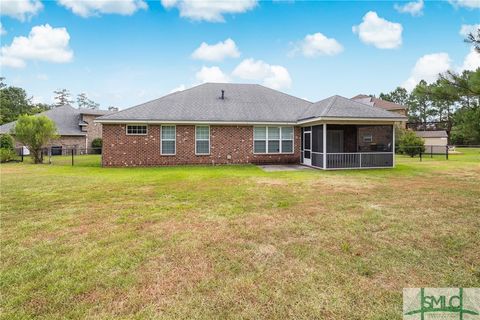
[1,149,479,319]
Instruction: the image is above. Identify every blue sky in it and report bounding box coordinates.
[0,0,479,109]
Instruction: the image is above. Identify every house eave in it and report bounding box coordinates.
[94,119,298,126]
[297,116,408,125]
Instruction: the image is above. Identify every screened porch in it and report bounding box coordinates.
[301,124,395,169]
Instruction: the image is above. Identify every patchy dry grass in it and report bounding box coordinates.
[1,149,479,319]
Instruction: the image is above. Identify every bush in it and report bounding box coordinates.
[11,115,58,164]
[0,134,15,151]
[91,138,102,154]
[398,130,425,157]
[0,148,17,163]
[91,138,102,148]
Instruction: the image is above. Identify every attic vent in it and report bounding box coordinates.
[221,89,225,100]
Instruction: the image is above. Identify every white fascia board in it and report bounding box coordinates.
[94,119,297,126]
[297,117,407,125]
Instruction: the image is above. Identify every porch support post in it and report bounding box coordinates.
[323,123,327,169]
[392,125,396,168]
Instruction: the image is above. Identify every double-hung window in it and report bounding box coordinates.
[161,125,176,155]
[254,126,294,154]
[195,125,210,155]
[254,127,267,153]
[268,127,280,153]
[281,127,294,153]
[126,125,147,135]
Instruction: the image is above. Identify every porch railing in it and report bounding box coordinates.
[326,152,393,169]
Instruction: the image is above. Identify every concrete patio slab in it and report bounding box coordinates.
[257,164,315,172]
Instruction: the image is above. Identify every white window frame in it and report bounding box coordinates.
[195,125,210,155]
[126,124,148,135]
[253,126,294,155]
[160,125,176,155]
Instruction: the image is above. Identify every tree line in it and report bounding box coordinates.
[377,68,479,145]
[378,28,480,145]
[0,77,101,125]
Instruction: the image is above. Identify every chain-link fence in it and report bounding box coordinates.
[396,145,480,162]
[6,145,479,167]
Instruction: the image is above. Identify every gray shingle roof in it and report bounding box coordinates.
[96,83,407,123]
[0,105,112,136]
[299,95,406,120]
[97,83,311,123]
[415,130,448,138]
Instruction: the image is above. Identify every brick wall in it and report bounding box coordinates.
[102,124,301,167]
[82,114,103,148]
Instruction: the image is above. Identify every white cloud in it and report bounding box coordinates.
[232,58,292,90]
[161,0,257,22]
[0,23,6,35]
[191,38,240,61]
[169,84,187,93]
[352,11,403,49]
[461,48,480,71]
[195,66,230,83]
[402,53,451,91]
[459,24,480,37]
[449,0,480,9]
[0,0,43,21]
[394,0,424,16]
[294,32,343,57]
[57,0,147,17]
[0,24,73,68]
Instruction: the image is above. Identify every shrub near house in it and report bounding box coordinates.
[398,130,425,157]
[0,134,16,163]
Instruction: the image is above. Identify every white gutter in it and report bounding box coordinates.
[94,119,297,125]
[95,117,406,126]
[296,116,407,124]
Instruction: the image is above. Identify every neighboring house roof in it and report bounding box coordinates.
[0,105,112,136]
[299,95,404,121]
[78,108,111,116]
[97,83,407,124]
[415,130,448,138]
[351,94,408,111]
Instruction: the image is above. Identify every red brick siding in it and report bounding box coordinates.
[102,124,301,167]
[82,114,103,148]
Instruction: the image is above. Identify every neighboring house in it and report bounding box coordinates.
[0,105,112,154]
[351,94,408,128]
[415,130,448,154]
[96,83,406,170]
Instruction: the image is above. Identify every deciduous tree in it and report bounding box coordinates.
[12,115,58,164]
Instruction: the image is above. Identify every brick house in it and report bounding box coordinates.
[96,83,406,169]
[351,94,408,129]
[0,105,112,154]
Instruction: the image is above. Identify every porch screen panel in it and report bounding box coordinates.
[312,125,323,153]
[357,125,393,152]
[312,153,323,168]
